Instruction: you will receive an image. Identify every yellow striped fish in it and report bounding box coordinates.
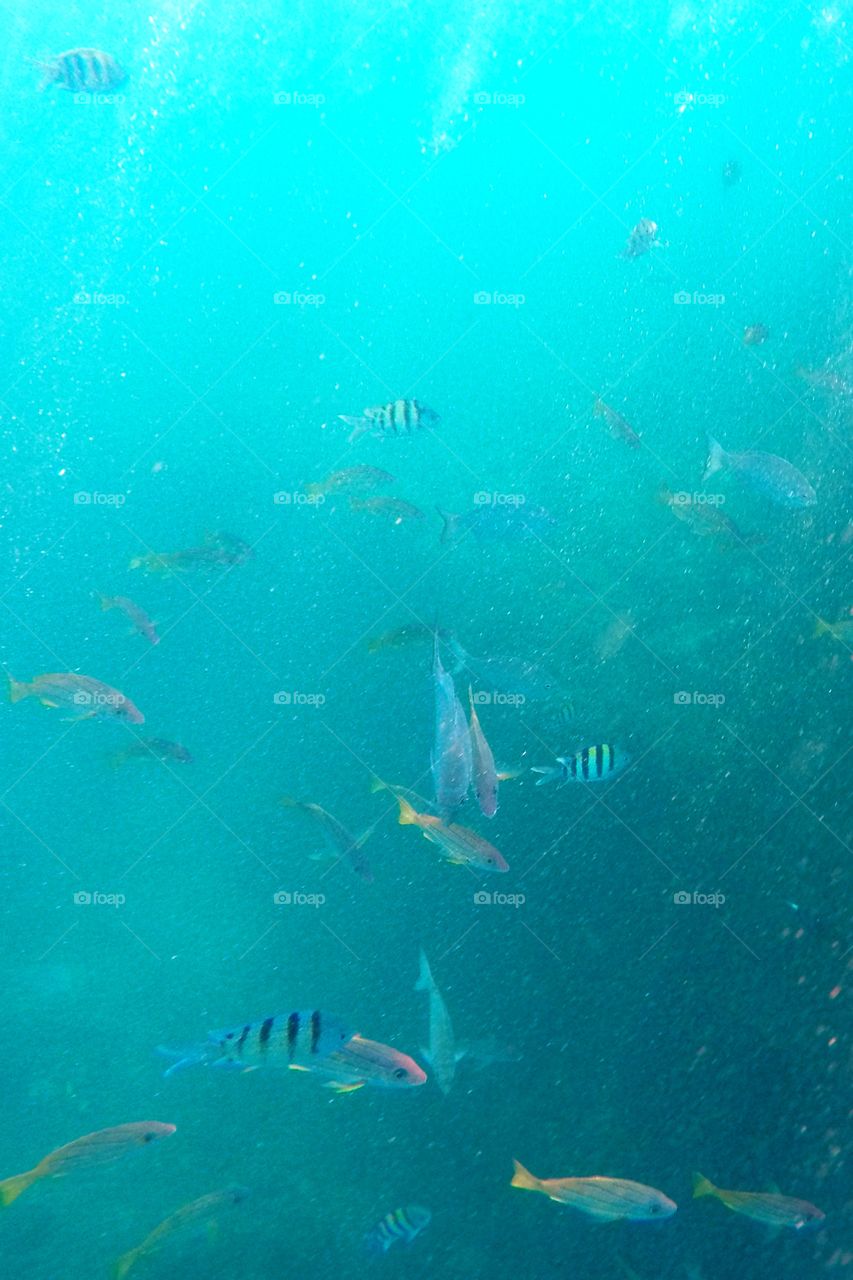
[692,1173,825,1230]
[114,1185,249,1278]
[512,1160,676,1222]
[532,743,627,786]
[37,49,127,93]
[339,399,439,443]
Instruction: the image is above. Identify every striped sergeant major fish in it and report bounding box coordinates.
[338,399,439,444]
[532,743,627,786]
[364,1204,432,1255]
[37,49,127,93]
[157,1010,353,1076]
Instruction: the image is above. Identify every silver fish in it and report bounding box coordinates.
[431,632,471,813]
[704,437,816,507]
[415,950,456,1096]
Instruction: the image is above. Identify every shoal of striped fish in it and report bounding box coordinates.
[511,1160,677,1222]
[431,631,472,814]
[295,1035,427,1092]
[281,797,373,883]
[158,1010,353,1076]
[415,950,456,1096]
[533,743,627,786]
[704,437,817,507]
[373,781,509,873]
[692,1173,825,1230]
[0,1122,176,1207]
[364,1204,432,1255]
[114,1185,250,1279]
[37,48,127,93]
[339,398,439,444]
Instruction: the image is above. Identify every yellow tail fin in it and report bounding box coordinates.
[395,794,418,825]
[511,1159,541,1192]
[692,1172,716,1199]
[0,1169,37,1206]
[113,1246,140,1280]
[813,618,831,638]
[7,676,28,704]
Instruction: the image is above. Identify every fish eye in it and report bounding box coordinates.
[649,1202,661,1214]
[393,1067,407,1079]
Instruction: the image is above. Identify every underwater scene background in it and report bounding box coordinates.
[0,1,850,1277]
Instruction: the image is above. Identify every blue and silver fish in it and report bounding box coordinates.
[158,1009,353,1076]
[364,1204,432,1255]
[37,49,127,93]
[533,743,627,786]
[431,632,472,814]
[437,502,555,544]
[415,949,456,1096]
[703,437,816,508]
[339,399,439,444]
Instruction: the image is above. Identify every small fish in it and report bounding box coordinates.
[533,743,627,786]
[98,594,160,646]
[722,159,741,187]
[130,532,252,574]
[158,1010,353,1076]
[306,465,396,497]
[339,399,439,444]
[114,1185,250,1279]
[37,48,126,93]
[367,623,449,654]
[304,1035,426,1092]
[704,437,816,507]
[415,950,456,1096]
[0,1122,176,1207]
[468,687,499,818]
[8,672,144,724]
[281,798,373,883]
[796,365,853,397]
[743,323,769,346]
[350,496,425,524]
[813,615,853,644]
[692,1172,824,1230]
[593,398,641,448]
[431,632,472,814]
[658,488,753,545]
[364,1204,432,1255]
[373,780,509,873]
[110,738,193,766]
[511,1160,677,1222]
[595,612,635,663]
[436,502,555,545]
[621,218,659,259]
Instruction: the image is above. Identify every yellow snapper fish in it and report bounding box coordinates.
[511,1160,677,1222]
[113,1185,250,1279]
[692,1172,825,1230]
[0,1122,176,1207]
[371,779,509,873]
[295,1035,427,1093]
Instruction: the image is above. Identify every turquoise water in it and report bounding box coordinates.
[1,2,850,1277]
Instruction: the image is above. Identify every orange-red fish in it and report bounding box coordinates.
[299,1035,426,1092]
[8,672,144,724]
[593,398,641,447]
[98,594,160,646]
[0,1122,176,1206]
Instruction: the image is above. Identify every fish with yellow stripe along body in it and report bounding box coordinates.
[113,1185,250,1279]
[511,1160,676,1222]
[692,1172,825,1230]
[0,1122,176,1207]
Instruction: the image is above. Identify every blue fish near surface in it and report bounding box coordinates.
[437,501,556,544]
[364,1204,432,1255]
[37,48,127,93]
[703,436,816,507]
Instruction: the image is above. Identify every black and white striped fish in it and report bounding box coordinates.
[532,743,627,786]
[339,399,439,444]
[37,49,127,93]
[158,1009,353,1076]
[364,1205,432,1255]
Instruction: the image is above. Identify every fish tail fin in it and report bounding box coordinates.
[435,506,460,544]
[155,1044,209,1077]
[531,765,562,787]
[113,1246,140,1280]
[395,794,418,825]
[7,676,28,704]
[338,414,369,443]
[703,437,726,481]
[97,594,113,611]
[369,775,388,795]
[813,618,831,638]
[280,796,299,809]
[593,397,605,417]
[511,1159,541,1192]
[692,1172,716,1200]
[0,1169,37,1206]
[415,949,433,992]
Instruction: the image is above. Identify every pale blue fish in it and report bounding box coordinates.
[437,502,555,544]
[467,686,499,817]
[415,950,456,1096]
[431,632,471,813]
[703,437,816,507]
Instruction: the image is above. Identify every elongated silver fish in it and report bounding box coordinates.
[468,687,499,817]
[281,797,373,882]
[158,1009,353,1075]
[415,950,456,1096]
[339,399,439,444]
[38,49,127,93]
[431,632,471,814]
